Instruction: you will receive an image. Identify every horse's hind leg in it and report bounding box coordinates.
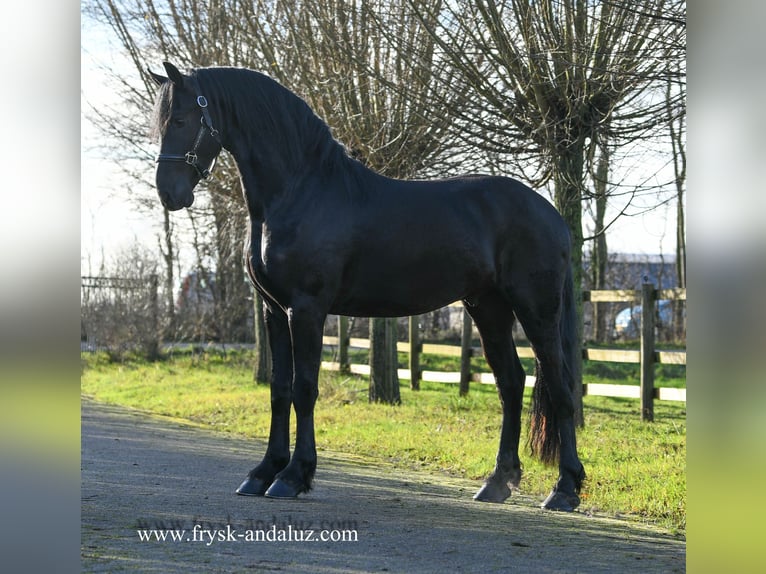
[236,303,292,496]
[511,277,585,511]
[466,292,526,503]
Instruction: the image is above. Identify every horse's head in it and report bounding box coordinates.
[149,62,221,211]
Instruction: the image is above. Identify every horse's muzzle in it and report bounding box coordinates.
[159,190,194,211]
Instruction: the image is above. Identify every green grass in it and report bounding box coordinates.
[81,349,685,535]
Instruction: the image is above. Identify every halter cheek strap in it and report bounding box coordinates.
[156,79,221,179]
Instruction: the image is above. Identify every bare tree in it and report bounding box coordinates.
[403,0,686,422]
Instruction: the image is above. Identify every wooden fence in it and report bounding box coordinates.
[321,281,685,422]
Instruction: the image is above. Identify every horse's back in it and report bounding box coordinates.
[394,173,571,256]
[326,172,570,316]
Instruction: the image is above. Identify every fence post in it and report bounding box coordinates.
[459,308,472,396]
[640,280,656,421]
[338,315,350,373]
[409,315,421,390]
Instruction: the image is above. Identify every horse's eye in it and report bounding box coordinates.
[172,117,186,127]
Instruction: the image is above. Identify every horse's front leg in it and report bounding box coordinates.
[264,299,325,498]
[236,303,293,496]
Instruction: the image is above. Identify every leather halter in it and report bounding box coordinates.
[155,78,221,179]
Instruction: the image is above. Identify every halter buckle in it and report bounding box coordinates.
[197,96,208,108]
[184,152,198,165]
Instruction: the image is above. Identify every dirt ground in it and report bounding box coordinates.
[81,398,685,573]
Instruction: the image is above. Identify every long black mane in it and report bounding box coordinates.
[158,67,361,183]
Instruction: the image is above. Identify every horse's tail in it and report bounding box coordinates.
[528,260,579,465]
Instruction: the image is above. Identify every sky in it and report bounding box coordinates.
[81,19,161,275]
[81,14,683,279]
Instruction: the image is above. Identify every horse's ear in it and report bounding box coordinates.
[148,68,167,86]
[162,62,185,88]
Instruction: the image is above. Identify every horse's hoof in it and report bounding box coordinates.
[235,477,270,496]
[264,478,302,499]
[473,480,512,503]
[540,489,580,512]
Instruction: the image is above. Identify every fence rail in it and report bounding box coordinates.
[322,282,685,421]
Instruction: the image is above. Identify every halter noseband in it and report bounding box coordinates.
[156,79,221,179]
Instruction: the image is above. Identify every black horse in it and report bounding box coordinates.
[149,62,585,511]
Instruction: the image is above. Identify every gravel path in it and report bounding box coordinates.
[81,398,685,573]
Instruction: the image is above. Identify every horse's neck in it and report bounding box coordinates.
[230,134,370,222]
[235,163,265,222]
[231,146,288,216]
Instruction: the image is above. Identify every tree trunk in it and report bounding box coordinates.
[408,315,420,390]
[161,207,176,339]
[667,63,686,340]
[369,317,401,404]
[338,315,350,373]
[252,291,271,383]
[676,190,686,290]
[459,308,472,397]
[674,188,686,341]
[554,145,585,428]
[147,273,160,361]
[592,141,609,343]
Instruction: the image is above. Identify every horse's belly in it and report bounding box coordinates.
[330,297,457,318]
[330,258,489,317]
